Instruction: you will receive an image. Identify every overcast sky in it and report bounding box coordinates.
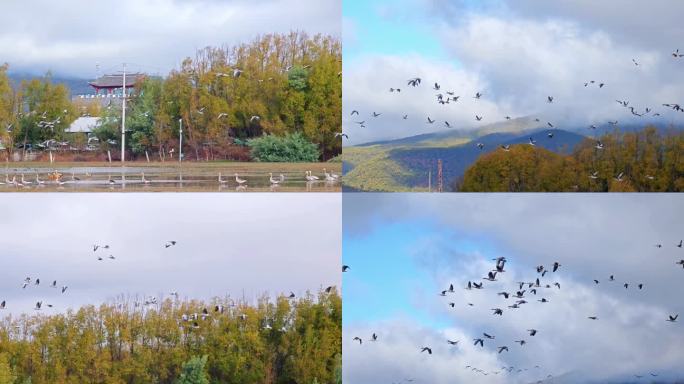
[0,193,340,315]
[0,0,340,77]
[343,0,684,145]
[343,193,684,383]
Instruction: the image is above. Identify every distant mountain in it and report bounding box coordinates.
[389,128,585,189]
[343,117,588,191]
[343,116,681,191]
[8,72,93,96]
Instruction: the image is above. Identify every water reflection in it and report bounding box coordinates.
[0,165,341,192]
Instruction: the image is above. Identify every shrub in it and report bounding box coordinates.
[247,132,319,162]
[175,355,209,384]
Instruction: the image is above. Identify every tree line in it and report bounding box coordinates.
[0,31,342,162]
[0,289,341,384]
[458,126,684,192]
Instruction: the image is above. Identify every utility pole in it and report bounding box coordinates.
[178,118,183,164]
[437,159,443,193]
[121,63,126,163]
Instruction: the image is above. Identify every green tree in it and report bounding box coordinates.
[247,132,319,162]
[0,353,16,384]
[176,356,209,384]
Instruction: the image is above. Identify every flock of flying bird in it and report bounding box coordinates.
[345,238,684,383]
[2,239,338,333]
[345,49,684,182]
[1,241,177,312]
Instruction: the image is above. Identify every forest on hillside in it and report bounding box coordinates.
[457,127,684,192]
[0,31,342,162]
[0,289,341,384]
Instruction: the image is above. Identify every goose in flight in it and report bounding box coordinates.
[632,58,639,66]
[407,78,421,87]
[342,265,350,272]
[402,114,408,119]
[483,271,497,281]
[165,241,177,248]
[352,336,363,345]
[420,347,432,354]
[371,333,378,342]
[475,115,483,121]
[334,132,349,139]
[477,143,485,150]
[433,82,440,90]
[497,346,509,353]
[372,112,381,117]
[528,329,537,336]
[427,117,435,124]
[0,300,4,309]
[515,340,526,346]
[34,301,42,310]
[483,333,495,339]
[61,286,68,294]
[673,49,683,58]
[547,96,554,103]
[588,316,598,320]
[552,262,561,272]
[474,92,483,99]
[444,121,451,128]
[677,240,682,248]
[667,314,678,322]
[474,338,484,347]
[528,137,536,146]
[447,340,459,345]
[500,144,511,151]
[491,308,503,316]
[589,171,599,179]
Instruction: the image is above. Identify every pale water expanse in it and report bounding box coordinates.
[0,162,342,192]
[0,193,341,316]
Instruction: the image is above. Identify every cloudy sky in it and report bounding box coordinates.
[0,193,340,315]
[343,194,684,383]
[0,0,340,77]
[343,0,684,145]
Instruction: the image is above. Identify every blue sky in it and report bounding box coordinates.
[343,214,509,330]
[343,0,447,62]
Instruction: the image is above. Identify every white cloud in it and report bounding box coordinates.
[0,193,341,315]
[343,194,684,382]
[0,0,340,77]
[343,55,500,145]
[344,2,684,144]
